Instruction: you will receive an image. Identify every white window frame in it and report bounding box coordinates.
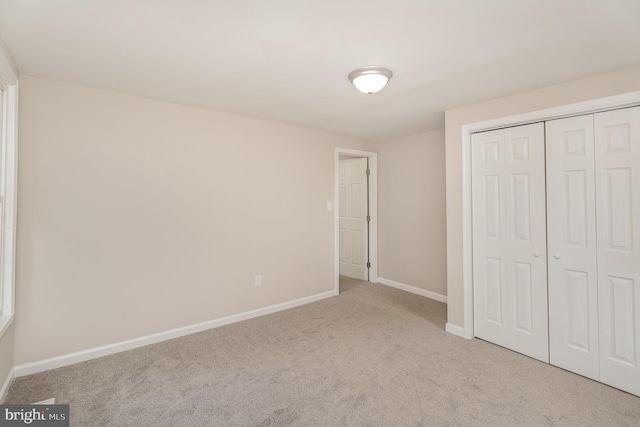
[0,45,18,338]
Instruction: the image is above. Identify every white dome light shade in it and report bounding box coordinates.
[352,73,388,94]
[348,67,393,94]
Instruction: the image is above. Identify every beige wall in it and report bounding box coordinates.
[445,66,640,328]
[377,130,447,296]
[14,76,374,364]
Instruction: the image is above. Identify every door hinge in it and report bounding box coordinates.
[367,262,371,268]
[367,215,371,222]
[366,169,371,176]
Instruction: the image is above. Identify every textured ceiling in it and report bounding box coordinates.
[1,0,639,141]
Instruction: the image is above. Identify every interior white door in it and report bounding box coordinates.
[546,115,600,380]
[472,123,548,362]
[594,106,640,396]
[338,158,368,280]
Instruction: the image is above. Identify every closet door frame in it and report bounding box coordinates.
[453,90,640,340]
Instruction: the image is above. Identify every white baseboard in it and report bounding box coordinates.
[377,277,447,303]
[445,323,467,338]
[32,398,55,405]
[14,290,335,378]
[0,367,14,403]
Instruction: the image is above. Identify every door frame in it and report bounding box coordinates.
[334,148,378,294]
[456,90,640,339]
[0,47,18,339]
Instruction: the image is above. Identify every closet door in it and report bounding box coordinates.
[546,115,600,380]
[472,123,548,362]
[594,106,640,396]
[473,129,508,347]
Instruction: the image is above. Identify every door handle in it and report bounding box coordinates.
[534,252,540,258]
[554,254,561,260]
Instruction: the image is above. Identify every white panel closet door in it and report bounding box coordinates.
[472,123,548,362]
[473,129,508,347]
[504,124,549,362]
[546,115,600,380]
[594,106,640,396]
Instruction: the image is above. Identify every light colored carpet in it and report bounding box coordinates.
[6,278,640,426]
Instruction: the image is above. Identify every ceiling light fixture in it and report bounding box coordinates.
[348,66,393,94]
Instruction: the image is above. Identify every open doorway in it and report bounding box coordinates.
[334,149,378,294]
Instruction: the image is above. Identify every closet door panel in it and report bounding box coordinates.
[595,106,640,396]
[473,124,547,362]
[473,129,509,347]
[504,123,548,362]
[546,115,600,380]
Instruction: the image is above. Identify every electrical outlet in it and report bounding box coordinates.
[255,275,262,287]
